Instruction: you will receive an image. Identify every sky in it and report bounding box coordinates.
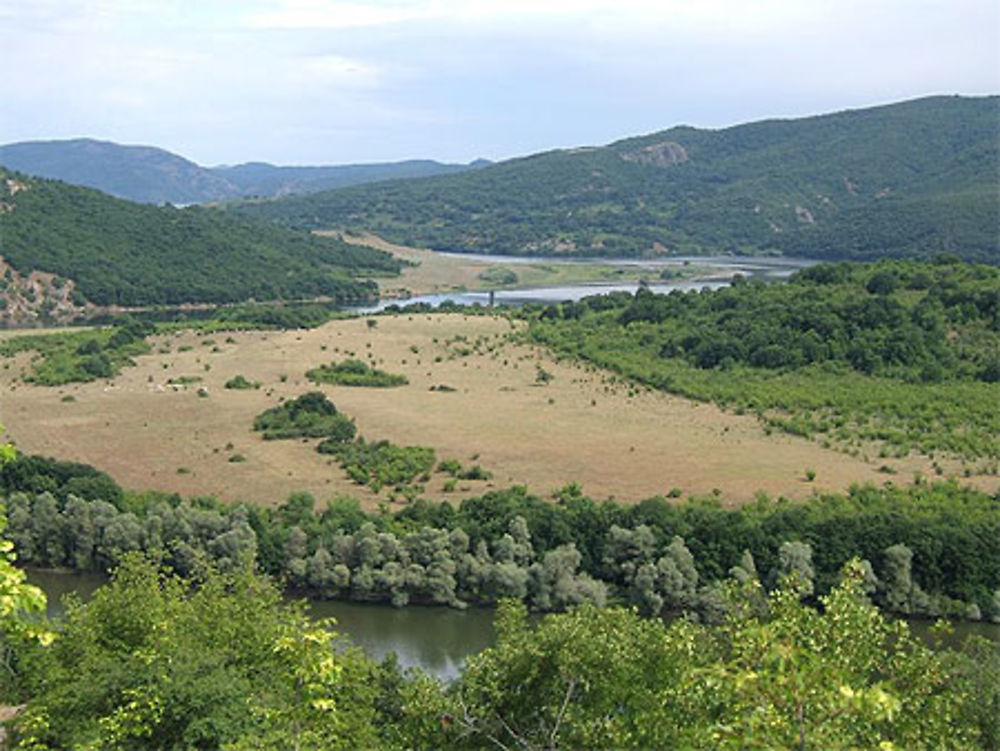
[0,0,997,166]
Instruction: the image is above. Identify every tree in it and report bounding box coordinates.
[0,431,52,697]
[12,556,383,750]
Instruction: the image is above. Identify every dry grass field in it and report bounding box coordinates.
[0,313,957,509]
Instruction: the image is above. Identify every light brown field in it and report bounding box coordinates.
[0,313,952,509]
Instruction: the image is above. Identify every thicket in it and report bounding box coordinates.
[0,319,153,385]
[527,260,1000,460]
[317,439,435,494]
[223,374,260,390]
[3,450,997,620]
[252,392,356,441]
[306,358,408,387]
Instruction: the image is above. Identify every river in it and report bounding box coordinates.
[26,569,999,682]
[355,255,815,313]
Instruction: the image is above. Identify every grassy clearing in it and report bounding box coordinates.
[1,314,989,509]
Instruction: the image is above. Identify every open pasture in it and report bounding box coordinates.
[0,313,947,508]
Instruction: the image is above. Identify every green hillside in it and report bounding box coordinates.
[0,138,239,205]
[0,168,402,307]
[235,96,999,262]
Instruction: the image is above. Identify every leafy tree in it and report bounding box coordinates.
[13,556,383,750]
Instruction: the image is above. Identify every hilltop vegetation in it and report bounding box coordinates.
[528,259,1000,461]
[237,96,999,263]
[0,167,401,307]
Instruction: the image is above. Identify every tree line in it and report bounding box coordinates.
[3,454,998,620]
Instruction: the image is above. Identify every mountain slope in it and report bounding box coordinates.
[235,96,999,263]
[0,138,487,204]
[0,139,239,204]
[211,159,488,198]
[0,167,401,308]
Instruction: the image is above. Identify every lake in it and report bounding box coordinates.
[26,569,998,682]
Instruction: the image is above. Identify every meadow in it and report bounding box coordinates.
[0,312,946,509]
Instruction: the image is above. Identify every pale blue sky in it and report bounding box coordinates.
[1,0,997,165]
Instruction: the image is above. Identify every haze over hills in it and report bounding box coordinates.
[0,138,487,205]
[236,95,999,264]
[0,166,401,318]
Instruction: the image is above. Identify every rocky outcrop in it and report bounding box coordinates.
[620,141,689,167]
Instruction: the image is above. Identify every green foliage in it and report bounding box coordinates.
[206,302,346,330]
[253,392,356,442]
[12,556,383,750]
[306,359,408,388]
[0,167,401,307]
[0,321,152,386]
[528,260,1000,459]
[224,374,260,390]
[236,96,999,263]
[444,563,979,748]
[0,435,53,693]
[319,438,434,493]
[0,454,123,507]
[6,461,998,619]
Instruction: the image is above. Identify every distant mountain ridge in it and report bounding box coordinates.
[0,138,487,204]
[235,95,1000,263]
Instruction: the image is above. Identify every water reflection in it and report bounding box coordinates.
[308,599,495,681]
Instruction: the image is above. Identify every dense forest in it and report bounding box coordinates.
[0,167,402,307]
[527,259,1000,462]
[234,96,999,263]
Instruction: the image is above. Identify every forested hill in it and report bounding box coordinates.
[0,167,402,308]
[0,138,486,204]
[0,139,238,205]
[235,95,999,263]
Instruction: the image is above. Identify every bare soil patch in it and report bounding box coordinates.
[0,314,964,509]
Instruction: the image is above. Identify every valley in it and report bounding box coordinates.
[3,313,936,508]
[1,92,998,749]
